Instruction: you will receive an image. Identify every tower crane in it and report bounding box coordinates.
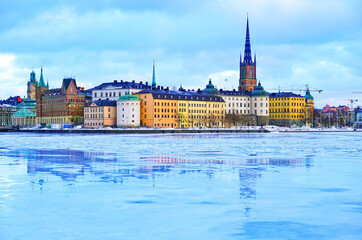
[268,84,323,93]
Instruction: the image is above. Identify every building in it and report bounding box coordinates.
[0,104,17,127]
[90,80,152,101]
[0,96,23,106]
[117,95,141,127]
[203,79,269,126]
[269,92,306,126]
[11,108,36,127]
[304,87,314,126]
[84,100,117,128]
[239,16,257,93]
[27,69,48,100]
[37,78,86,125]
[134,88,225,128]
[250,82,269,125]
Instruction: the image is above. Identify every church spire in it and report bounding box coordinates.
[38,68,46,87]
[152,60,156,89]
[243,15,252,64]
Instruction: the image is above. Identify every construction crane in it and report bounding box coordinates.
[268,84,323,93]
[352,91,362,94]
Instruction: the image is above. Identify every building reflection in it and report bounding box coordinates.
[1,147,313,216]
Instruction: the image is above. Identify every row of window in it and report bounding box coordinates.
[270,102,305,107]
[94,91,135,98]
[85,122,103,127]
[270,115,304,119]
[270,109,304,113]
[85,107,104,113]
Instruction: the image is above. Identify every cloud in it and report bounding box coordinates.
[0,0,361,109]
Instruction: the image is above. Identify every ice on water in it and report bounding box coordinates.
[0,132,361,239]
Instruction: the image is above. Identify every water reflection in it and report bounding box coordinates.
[1,147,313,217]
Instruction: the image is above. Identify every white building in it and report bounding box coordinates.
[91,80,152,101]
[117,95,141,127]
[218,90,251,115]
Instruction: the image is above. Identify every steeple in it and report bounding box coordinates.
[152,60,156,89]
[38,68,46,87]
[243,15,252,64]
[30,70,36,83]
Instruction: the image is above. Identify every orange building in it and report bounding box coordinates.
[84,100,117,128]
[134,88,225,128]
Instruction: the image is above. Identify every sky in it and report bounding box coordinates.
[0,0,361,108]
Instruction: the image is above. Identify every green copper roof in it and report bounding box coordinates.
[12,108,36,117]
[202,78,219,95]
[117,94,141,101]
[251,82,269,97]
[38,68,47,87]
[30,70,37,83]
[304,88,314,100]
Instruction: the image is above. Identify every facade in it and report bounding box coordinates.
[250,82,269,125]
[239,17,257,93]
[84,100,116,128]
[27,69,48,100]
[91,80,152,101]
[0,104,17,127]
[269,92,306,126]
[11,108,36,127]
[117,95,141,127]
[304,87,314,126]
[204,79,269,126]
[134,89,225,129]
[37,78,86,125]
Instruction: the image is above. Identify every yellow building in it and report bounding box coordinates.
[269,92,306,126]
[84,100,117,128]
[304,88,314,126]
[134,89,225,128]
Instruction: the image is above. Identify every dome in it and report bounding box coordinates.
[251,82,269,97]
[304,89,314,100]
[202,79,219,95]
[117,94,141,101]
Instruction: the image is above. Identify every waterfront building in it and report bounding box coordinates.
[11,108,36,127]
[90,80,152,101]
[304,87,314,126]
[239,16,257,93]
[204,79,269,126]
[269,92,306,126]
[27,69,48,100]
[250,82,269,125]
[117,95,141,127]
[11,98,37,127]
[134,88,225,128]
[84,100,116,128]
[37,78,86,125]
[0,103,17,127]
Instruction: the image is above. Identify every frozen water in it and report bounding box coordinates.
[0,132,362,239]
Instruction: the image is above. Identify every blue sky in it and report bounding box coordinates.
[0,0,361,108]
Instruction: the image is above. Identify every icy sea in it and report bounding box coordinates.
[0,132,361,240]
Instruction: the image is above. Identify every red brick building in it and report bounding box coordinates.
[36,78,87,125]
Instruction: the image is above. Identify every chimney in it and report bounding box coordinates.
[114,80,117,83]
[120,80,123,83]
[140,81,142,84]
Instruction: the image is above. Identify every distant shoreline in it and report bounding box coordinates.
[0,127,360,134]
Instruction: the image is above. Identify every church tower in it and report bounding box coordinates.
[27,70,38,99]
[238,16,257,92]
[35,68,49,124]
